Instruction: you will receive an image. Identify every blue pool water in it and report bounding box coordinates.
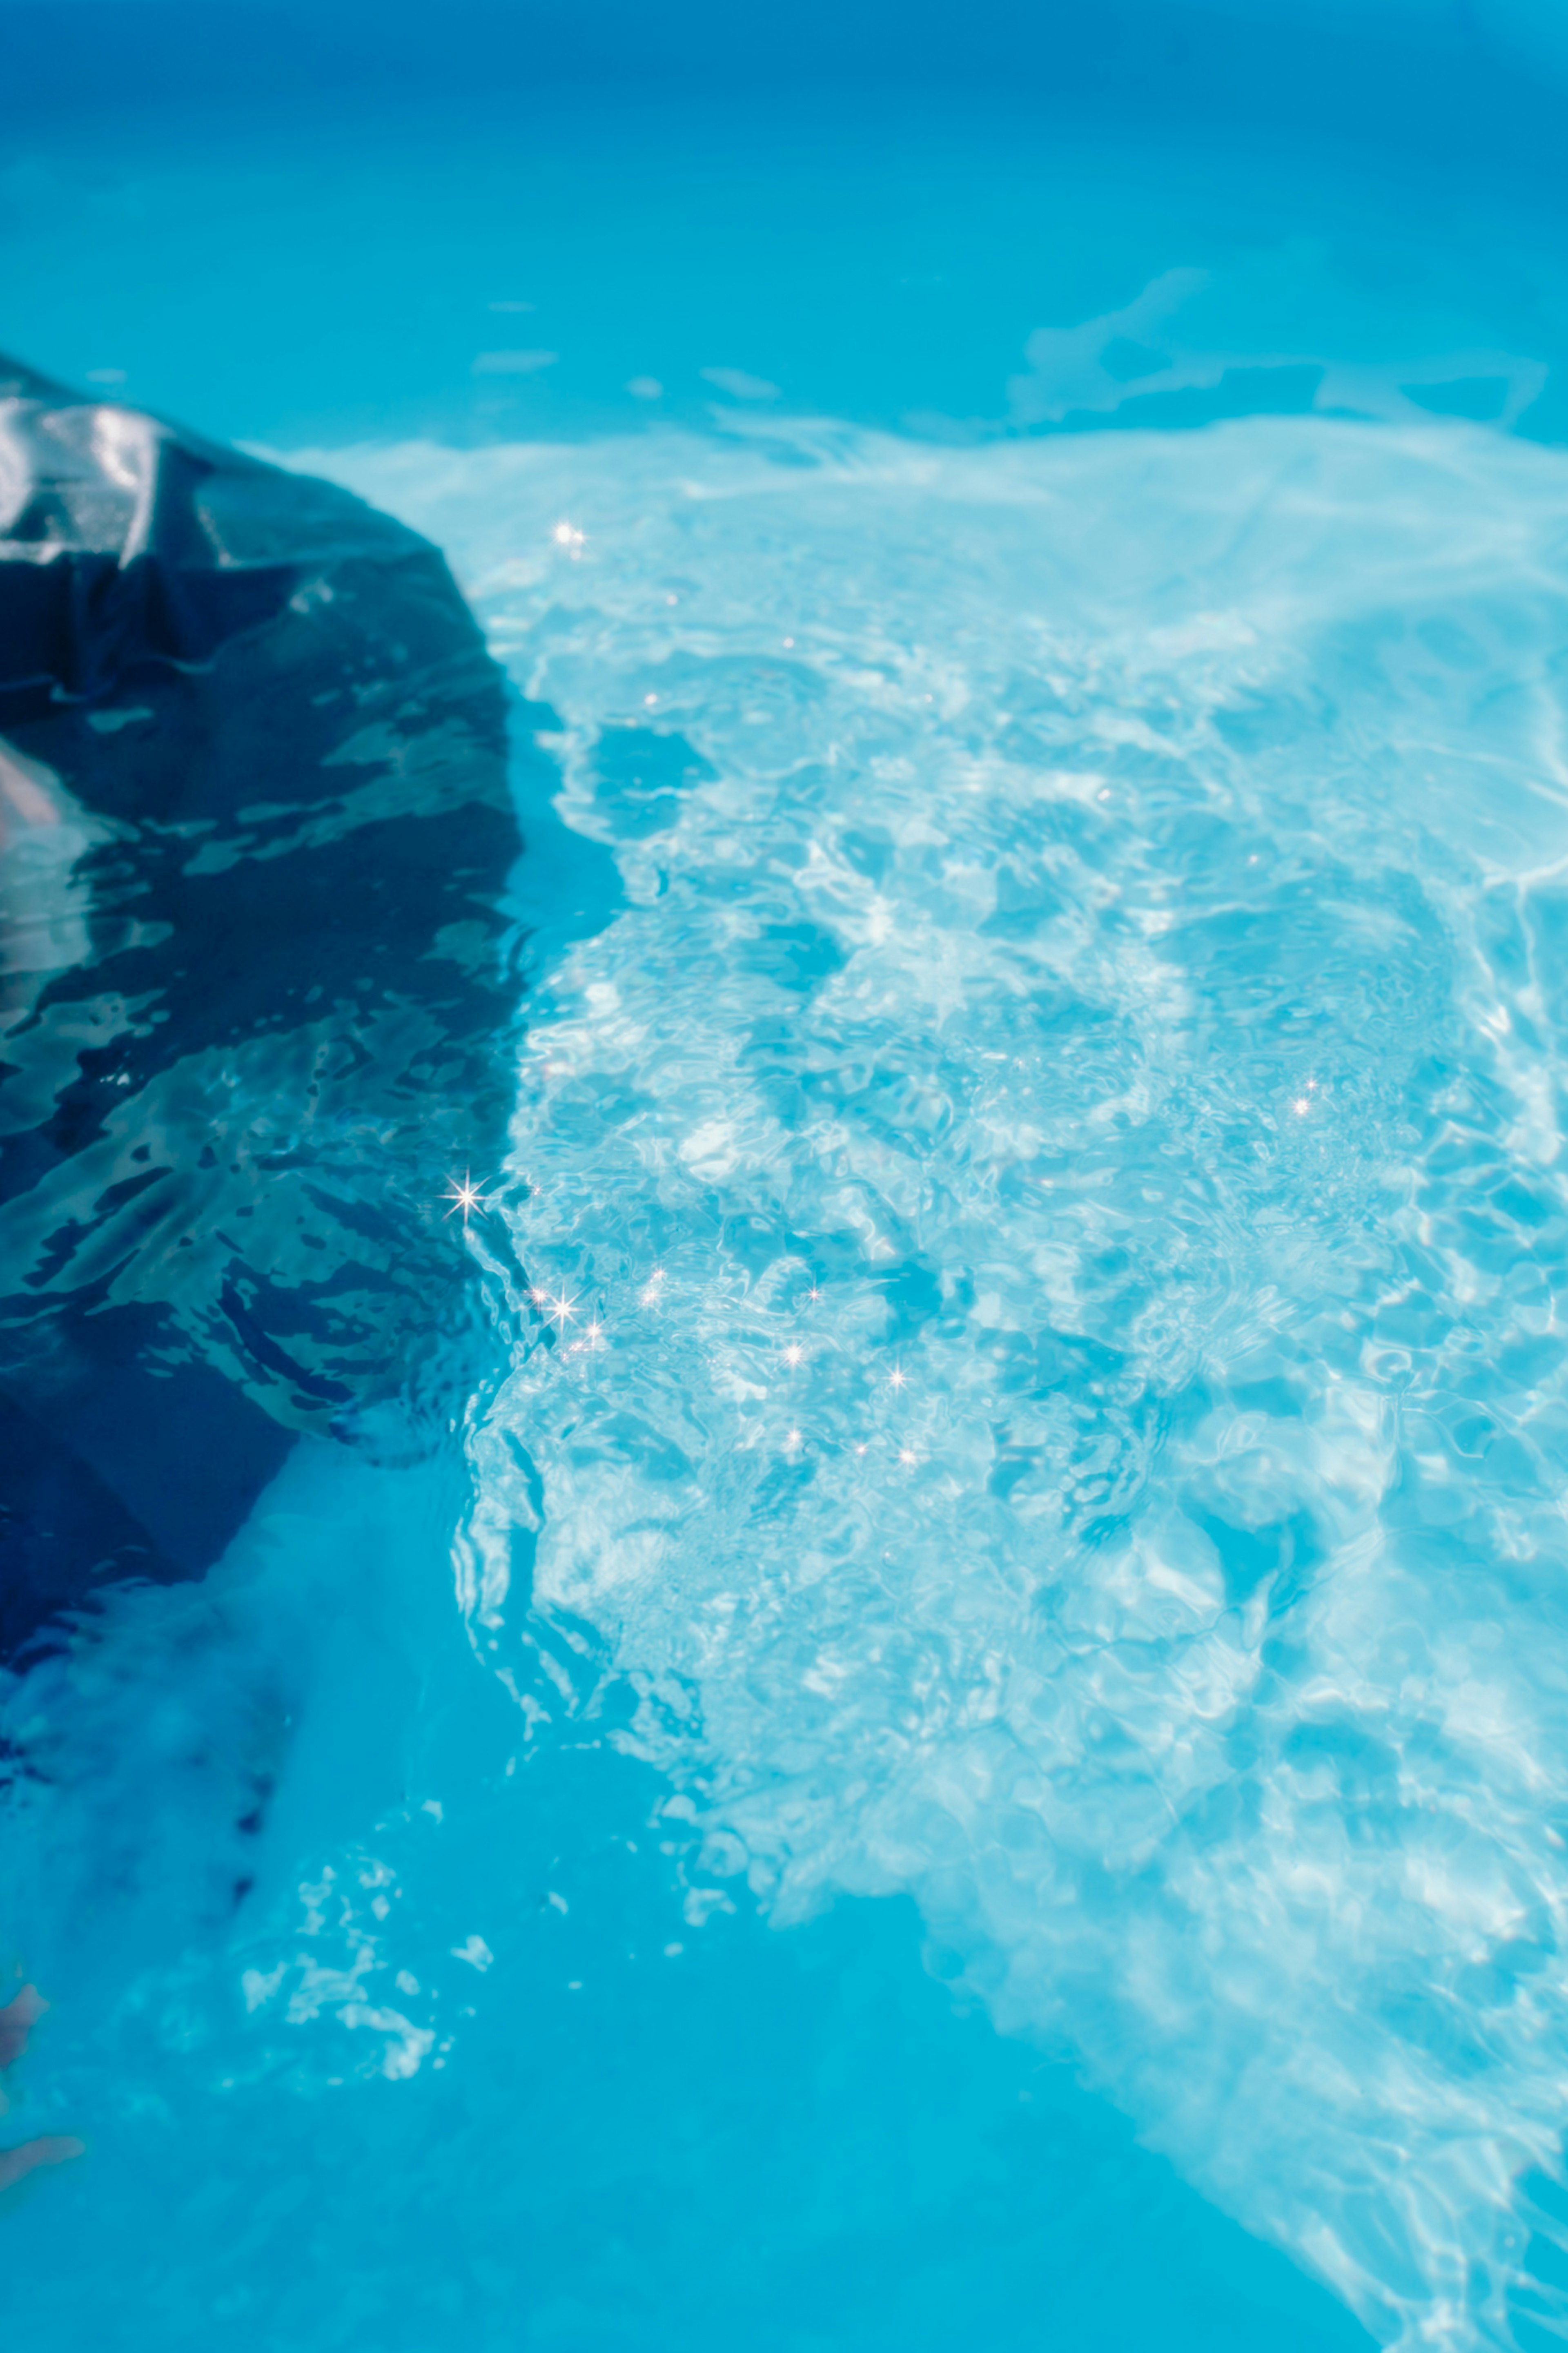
[9,9,1568,2348]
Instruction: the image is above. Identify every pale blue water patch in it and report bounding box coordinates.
[280,409,1568,2347]
[0,1441,1368,2352]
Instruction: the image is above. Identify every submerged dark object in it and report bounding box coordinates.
[0,357,518,1663]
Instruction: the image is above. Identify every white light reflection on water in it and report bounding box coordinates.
[314,409,1568,2347]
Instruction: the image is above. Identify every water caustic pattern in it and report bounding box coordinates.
[314,412,1568,2347]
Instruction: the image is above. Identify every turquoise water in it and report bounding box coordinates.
[8,27,1568,2351]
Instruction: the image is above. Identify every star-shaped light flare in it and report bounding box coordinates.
[530,1285,579,1330]
[442,1170,490,1224]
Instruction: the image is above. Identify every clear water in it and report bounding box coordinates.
[8,29,1568,2353]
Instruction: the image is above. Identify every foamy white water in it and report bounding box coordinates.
[305,413,1568,2348]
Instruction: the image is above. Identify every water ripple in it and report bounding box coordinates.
[318,412,1568,2348]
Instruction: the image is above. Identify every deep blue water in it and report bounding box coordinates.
[7,9,1568,2348]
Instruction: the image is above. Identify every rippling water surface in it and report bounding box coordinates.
[314,413,1568,2346]
[8,62,1568,2353]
